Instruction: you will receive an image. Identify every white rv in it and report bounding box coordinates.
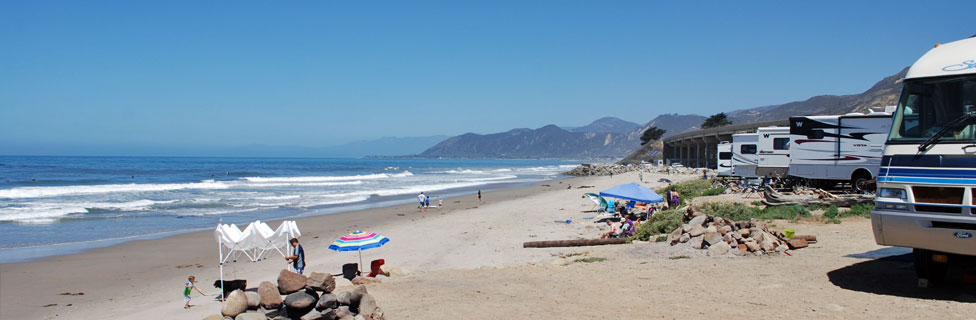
[787,111,892,191]
[731,133,758,178]
[756,126,790,177]
[716,142,732,177]
[872,36,976,285]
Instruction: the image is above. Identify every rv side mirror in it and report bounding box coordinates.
[808,129,824,140]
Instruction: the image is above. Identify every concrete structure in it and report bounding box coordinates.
[662,119,788,169]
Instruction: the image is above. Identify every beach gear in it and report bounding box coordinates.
[215,220,301,301]
[368,259,386,278]
[583,193,609,211]
[340,263,360,281]
[329,231,390,274]
[599,182,665,203]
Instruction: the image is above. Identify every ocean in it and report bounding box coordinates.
[0,156,577,262]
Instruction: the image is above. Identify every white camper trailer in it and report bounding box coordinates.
[731,133,758,178]
[871,36,976,284]
[787,111,892,191]
[716,142,732,177]
[756,126,790,177]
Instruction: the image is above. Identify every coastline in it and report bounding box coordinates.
[0,172,631,319]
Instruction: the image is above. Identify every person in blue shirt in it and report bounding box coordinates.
[285,238,306,274]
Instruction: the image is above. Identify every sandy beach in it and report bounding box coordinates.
[2,170,974,319]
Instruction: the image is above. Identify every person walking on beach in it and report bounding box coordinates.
[417,192,427,212]
[438,198,443,208]
[183,275,206,309]
[477,190,482,203]
[285,238,305,274]
[425,195,430,209]
[639,172,643,183]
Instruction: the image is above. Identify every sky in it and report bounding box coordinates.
[1,1,973,156]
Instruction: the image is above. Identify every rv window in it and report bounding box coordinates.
[889,75,976,142]
[719,152,732,160]
[807,130,825,140]
[740,145,757,154]
[773,138,789,150]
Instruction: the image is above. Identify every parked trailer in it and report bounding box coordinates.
[731,133,758,178]
[716,142,732,177]
[872,36,976,286]
[787,111,893,191]
[756,126,790,178]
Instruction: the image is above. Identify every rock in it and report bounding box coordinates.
[353,315,366,320]
[760,237,776,252]
[688,225,706,237]
[347,286,368,311]
[678,233,690,243]
[719,225,733,235]
[244,291,261,309]
[738,229,751,237]
[668,227,683,244]
[236,312,269,320]
[222,290,248,318]
[285,291,317,310]
[682,225,691,232]
[745,240,760,252]
[336,291,351,306]
[723,233,733,244]
[732,231,743,241]
[737,244,748,251]
[688,235,704,249]
[306,272,336,293]
[203,315,225,320]
[731,249,749,256]
[335,306,353,319]
[776,244,789,253]
[316,293,338,311]
[278,270,308,295]
[259,281,284,309]
[703,232,723,245]
[707,241,731,256]
[301,309,336,320]
[357,294,379,317]
[688,214,707,227]
[705,225,718,233]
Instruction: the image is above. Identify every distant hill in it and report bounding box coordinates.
[419,125,640,159]
[727,67,907,123]
[641,114,708,139]
[566,117,642,133]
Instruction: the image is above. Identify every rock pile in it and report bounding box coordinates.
[564,163,638,176]
[207,269,385,320]
[666,206,813,256]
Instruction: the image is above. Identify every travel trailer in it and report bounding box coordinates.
[731,133,758,178]
[755,126,790,177]
[787,111,893,191]
[872,36,976,285]
[716,142,732,177]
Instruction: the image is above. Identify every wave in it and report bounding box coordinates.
[243,180,364,188]
[0,199,178,223]
[241,171,412,183]
[0,181,230,199]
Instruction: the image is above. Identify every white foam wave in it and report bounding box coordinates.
[464,175,518,182]
[241,171,412,183]
[244,181,364,188]
[0,199,177,223]
[0,181,230,199]
[298,195,372,207]
[434,169,489,174]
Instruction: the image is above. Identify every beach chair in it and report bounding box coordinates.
[368,259,387,277]
[336,263,360,281]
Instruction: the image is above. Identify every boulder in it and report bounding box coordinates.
[353,315,366,320]
[745,240,760,252]
[285,291,318,310]
[336,291,351,306]
[316,293,338,311]
[236,312,269,320]
[705,225,718,233]
[278,270,308,295]
[703,232,723,245]
[335,306,353,319]
[678,233,690,243]
[300,309,336,320]
[203,315,225,320]
[244,291,261,309]
[221,290,248,318]
[688,235,704,249]
[348,286,368,307]
[259,281,284,309]
[688,214,707,227]
[718,225,733,235]
[707,241,731,256]
[688,225,706,237]
[357,294,379,317]
[731,249,749,256]
[668,227,683,244]
[776,244,789,253]
[737,244,748,251]
[306,272,336,293]
[737,229,751,237]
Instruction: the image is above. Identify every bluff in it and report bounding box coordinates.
[419,125,640,159]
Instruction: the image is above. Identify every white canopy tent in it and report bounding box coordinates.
[215,220,301,301]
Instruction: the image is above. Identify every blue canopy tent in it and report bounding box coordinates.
[599,183,665,203]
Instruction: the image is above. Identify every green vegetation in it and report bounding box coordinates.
[640,126,667,145]
[630,209,684,241]
[574,257,607,263]
[701,112,732,129]
[698,202,812,221]
[655,235,668,242]
[655,179,725,207]
[823,205,841,224]
[822,203,874,223]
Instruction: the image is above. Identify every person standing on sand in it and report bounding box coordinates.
[285,238,305,274]
[425,195,430,209]
[417,192,427,212]
[477,190,482,203]
[183,275,206,309]
[438,198,443,208]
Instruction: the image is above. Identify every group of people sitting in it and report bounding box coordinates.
[599,200,664,239]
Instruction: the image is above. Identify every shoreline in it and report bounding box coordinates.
[1,172,631,319]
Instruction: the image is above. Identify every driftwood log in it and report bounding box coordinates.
[792,235,818,243]
[523,238,627,248]
[762,186,873,207]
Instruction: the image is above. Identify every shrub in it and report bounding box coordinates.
[630,209,684,241]
[842,203,874,218]
[701,187,726,197]
[656,179,721,206]
[698,202,811,221]
[574,257,606,263]
[823,205,841,224]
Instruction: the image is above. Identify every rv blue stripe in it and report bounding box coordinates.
[878,168,976,179]
[881,155,976,168]
[877,176,976,185]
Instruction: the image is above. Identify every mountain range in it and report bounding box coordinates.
[417,66,908,160]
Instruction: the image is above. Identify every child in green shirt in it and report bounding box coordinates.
[184,275,206,309]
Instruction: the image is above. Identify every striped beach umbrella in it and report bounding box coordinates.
[328,231,389,273]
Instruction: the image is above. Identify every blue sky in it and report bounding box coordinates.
[1,1,973,155]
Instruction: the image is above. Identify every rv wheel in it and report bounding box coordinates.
[914,249,948,286]
[851,171,873,194]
